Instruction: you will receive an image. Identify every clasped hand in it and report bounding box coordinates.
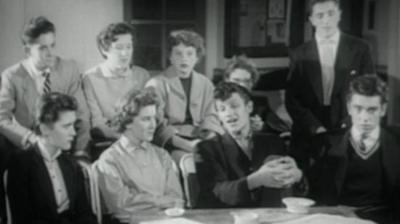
[256,156,302,188]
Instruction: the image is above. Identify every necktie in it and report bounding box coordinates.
[359,132,368,152]
[43,72,51,94]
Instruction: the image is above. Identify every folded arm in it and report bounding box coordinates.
[196,141,254,206]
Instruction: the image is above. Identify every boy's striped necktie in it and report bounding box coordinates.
[43,71,51,94]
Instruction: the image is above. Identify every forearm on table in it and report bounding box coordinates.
[214,177,252,206]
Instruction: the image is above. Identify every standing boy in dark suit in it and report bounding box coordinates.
[285,0,375,168]
[196,82,302,208]
[309,75,400,224]
[6,93,97,224]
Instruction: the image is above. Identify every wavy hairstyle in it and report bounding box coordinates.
[108,87,159,133]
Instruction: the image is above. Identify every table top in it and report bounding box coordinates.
[130,206,358,224]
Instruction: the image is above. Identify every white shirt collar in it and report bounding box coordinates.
[351,126,380,143]
[119,135,148,153]
[100,63,114,78]
[100,63,129,78]
[316,31,340,45]
[37,138,62,162]
[23,58,51,79]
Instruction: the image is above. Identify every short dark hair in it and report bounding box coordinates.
[224,55,259,86]
[167,30,205,58]
[109,87,159,133]
[346,74,388,104]
[214,82,252,104]
[308,0,340,16]
[21,16,55,45]
[35,92,77,133]
[97,22,135,59]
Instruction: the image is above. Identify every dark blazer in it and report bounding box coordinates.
[308,128,400,223]
[195,132,286,208]
[7,145,97,224]
[286,33,375,138]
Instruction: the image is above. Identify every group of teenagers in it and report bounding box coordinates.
[0,0,399,223]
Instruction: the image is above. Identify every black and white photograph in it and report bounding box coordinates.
[0,0,399,223]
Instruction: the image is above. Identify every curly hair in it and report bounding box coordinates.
[167,29,205,58]
[35,92,77,134]
[346,74,388,104]
[108,87,159,133]
[214,82,252,104]
[21,16,55,45]
[223,55,259,87]
[97,22,135,59]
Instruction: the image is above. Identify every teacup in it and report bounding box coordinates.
[282,197,315,214]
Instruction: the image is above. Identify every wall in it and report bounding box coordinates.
[0,0,123,73]
[205,0,225,78]
[0,0,25,73]
[1,0,290,77]
[363,0,389,67]
[205,0,289,77]
[387,0,400,125]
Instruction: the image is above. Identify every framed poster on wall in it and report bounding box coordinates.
[225,0,306,57]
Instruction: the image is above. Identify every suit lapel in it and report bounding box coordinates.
[20,64,40,123]
[189,71,201,108]
[32,145,59,214]
[164,66,186,101]
[58,154,74,210]
[251,135,265,167]
[306,40,324,103]
[48,57,59,91]
[332,34,350,97]
[221,133,251,176]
